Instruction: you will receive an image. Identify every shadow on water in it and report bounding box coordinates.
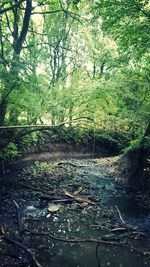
[20,158,150,267]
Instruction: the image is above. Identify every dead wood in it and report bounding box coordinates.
[0,117,92,130]
[25,228,126,247]
[53,198,74,203]
[115,205,125,224]
[63,189,95,205]
[0,227,43,267]
[115,206,138,232]
[13,200,22,234]
[39,194,73,202]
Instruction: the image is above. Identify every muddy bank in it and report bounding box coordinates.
[1,154,150,267]
[3,142,112,176]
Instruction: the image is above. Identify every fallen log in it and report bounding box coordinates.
[0,117,92,130]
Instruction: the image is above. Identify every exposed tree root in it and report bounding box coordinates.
[0,226,43,267]
[24,228,126,246]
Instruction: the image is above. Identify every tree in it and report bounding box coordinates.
[93,0,150,59]
[0,0,32,125]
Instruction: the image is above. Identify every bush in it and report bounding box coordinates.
[0,142,20,160]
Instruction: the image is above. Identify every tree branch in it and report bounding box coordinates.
[0,117,93,150]
[31,9,80,20]
[5,13,13,35]
[0,0,25,15]
[32,9,66,15]
[132,0,150,19]
[0,117,93,130]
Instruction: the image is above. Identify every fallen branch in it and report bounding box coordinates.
[25,228,126,247]
[0,117,93,130]
[63,189,95,205]
[57,162,89,168]
[115,205,125,224]
[39,194,74,203]
[0,227,43,267]
[18,183,80,204]
[53,198,74,203]
[115,206,138,232]
[0,117,93,150]
[13,200,22,234]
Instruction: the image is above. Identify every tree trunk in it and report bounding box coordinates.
[0,0,32,125]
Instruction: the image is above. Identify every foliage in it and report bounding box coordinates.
[0,131,38,163]
[123,138,143,154]
[22,161,53,179]
[0,0,149,166]
[0,142,20,161]
[93,0,150,58]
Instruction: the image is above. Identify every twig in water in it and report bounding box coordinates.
[96,242,101,267]
[115,205,125,224]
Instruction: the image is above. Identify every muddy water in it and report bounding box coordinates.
[20,158,150,267]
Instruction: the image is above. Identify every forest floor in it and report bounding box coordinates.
[1,150,150,267]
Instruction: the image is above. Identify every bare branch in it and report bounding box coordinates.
[5,13,13,34]
[32,9,65,15]
[32,8,80,20]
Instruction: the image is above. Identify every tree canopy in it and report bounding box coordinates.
[0,0,149,142]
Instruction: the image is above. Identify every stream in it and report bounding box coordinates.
[1,154,150,267]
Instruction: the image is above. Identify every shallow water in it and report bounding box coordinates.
[23,159,150,267]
